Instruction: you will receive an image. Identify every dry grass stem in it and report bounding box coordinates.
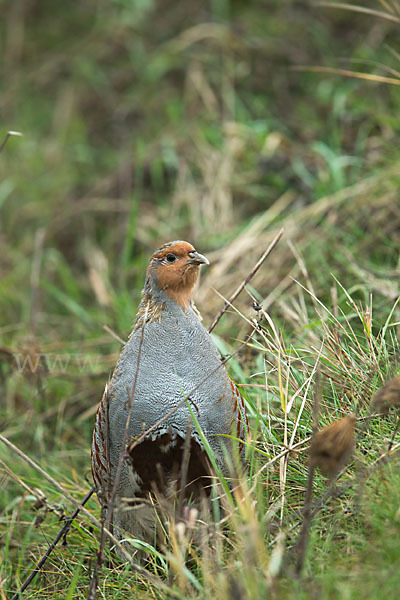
[207,228,284,333]
[10,488,95,600]
[0,130,23,153]
[127,325,257,455]
[0,434,168,589]
[88,304,149,599]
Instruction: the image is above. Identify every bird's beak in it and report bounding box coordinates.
[188,251,210,266]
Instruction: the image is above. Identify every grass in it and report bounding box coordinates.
[1,0,400,598]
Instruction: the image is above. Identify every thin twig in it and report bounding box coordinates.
[167,419,193,588]
[293,371,321,575]
[86,503,106,600]
[251,437,311,481]
[388,415,400,452]
[0,434,167,589]
[317,2,400,25]
[207,228,284,334]
[11,488,95,600]
[1,307,255,596]
[286,441,400,542]
[0,458,63,518]
[275,452,368,551]
[177,419,193,523]
[293,465,315,575]
[108,304,148,517]
[102,324,126,345]
[0,130,23,153]
[87,305,148,600]
[0,434,88,510]
[127,324,257,455]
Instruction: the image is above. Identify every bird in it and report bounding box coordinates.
[91,240,247,551]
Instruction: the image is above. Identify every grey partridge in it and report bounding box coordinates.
[91,241,247,548]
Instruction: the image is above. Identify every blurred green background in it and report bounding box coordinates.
[1,0,399,340]
[2,0,399,316]
[1,1,400,598]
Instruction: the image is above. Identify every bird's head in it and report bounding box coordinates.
[145,241,209,310]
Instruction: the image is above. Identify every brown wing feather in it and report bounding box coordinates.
[91,385,110,501]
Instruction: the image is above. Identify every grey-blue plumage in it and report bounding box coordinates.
[91,241,246,549]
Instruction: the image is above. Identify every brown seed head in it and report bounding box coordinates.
[371,375,400,416]
[310,414,357,478]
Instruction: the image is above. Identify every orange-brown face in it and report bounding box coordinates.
[148,241,209,310]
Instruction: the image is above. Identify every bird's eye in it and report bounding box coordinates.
[166,253,176,263]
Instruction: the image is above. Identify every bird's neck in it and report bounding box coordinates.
[154,267,199,311]
[162,286,193,311]
[133,290,166,333]
[133,278,196,333]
